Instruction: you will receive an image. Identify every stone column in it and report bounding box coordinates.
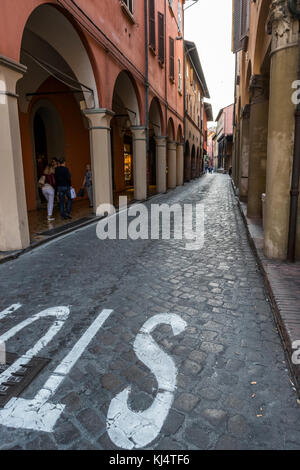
[131,126,147,200]
[264,0,299,259]
[0,56,30,251]
[167,141,177,189]
[239,105,250,201]
[176,142,184,186]
[155,136,167,193]
[247,75,269,218]
[84,109,114,215]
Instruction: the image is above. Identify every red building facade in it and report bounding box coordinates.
[0,0,185,251]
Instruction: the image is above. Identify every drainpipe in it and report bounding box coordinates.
[183,5,186,167]
[164,0,167,138]
[144,0,150,195]
[287,0,300,262]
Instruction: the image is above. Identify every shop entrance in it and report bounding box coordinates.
[111,70,141,206]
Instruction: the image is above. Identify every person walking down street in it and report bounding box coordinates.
[38,165,56,221]
[55,159,72,220]
[81,164,93,207]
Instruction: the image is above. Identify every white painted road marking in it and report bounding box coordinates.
[107,313,187,449]
[0,307,70,384]
[0,304,22,320]
[0,308,113,432]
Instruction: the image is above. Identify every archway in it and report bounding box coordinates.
[17,4,97,239]
[31,99,65,207]
[176,125,184,186]
[184,141,191,182]
[167,118,176,189]
[111,70,141,205]
[191,145,196,179]
[196,148,200,177]
[149,98,163,195]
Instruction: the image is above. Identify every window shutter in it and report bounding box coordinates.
[123,0,133,14]
[240,0,250,39]
[232,0,249,52]
[169,37,174,80]
[158,12,165,64]
[178,1,182,33]
[232,0,242,52]
[149,0,155,49]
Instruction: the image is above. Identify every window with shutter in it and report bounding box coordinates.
[158,12,165,65]
[122,0,133,15]
[169,37,174,80]
[240,0,250,39]
[178,1,182,33]
[232,0,249,52]
[149,0,155,50]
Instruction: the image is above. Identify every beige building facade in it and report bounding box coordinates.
[184,40,210,181]
[232,0,300,261]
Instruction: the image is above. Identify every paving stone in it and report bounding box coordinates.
[76,408,105,436]
[185,423,210,449]
[174,393,200,412]
[228,415,250,436]
[201,409,227,426]
[62,392,82,412]
[162,409,185,436]
[53,420,81,446]
[182,359,203,375]
[188,350,207,364]
[215,434,249,450]
[101,373,123,391]
[200,342,224,354]
[155,438,184,450]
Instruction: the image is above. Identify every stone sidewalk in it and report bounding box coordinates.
[238,198,300,394]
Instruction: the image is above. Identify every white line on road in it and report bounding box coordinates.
[0,304,22,320]
[0,308,114,432]
[0,307,70,384]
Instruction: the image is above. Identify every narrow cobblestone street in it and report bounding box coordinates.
[1,174,300,450]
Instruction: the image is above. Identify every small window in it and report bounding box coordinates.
[158,12,165,64]
[149,0,155,50]
[169,37,175,80]
[122,0,133,15]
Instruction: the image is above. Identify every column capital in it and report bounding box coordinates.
[0,55,27,75]
[167,140,177,150]
[249,75,269,104]
[242,104,251,119]
[131,126,147,140]
[154,135,167,146]
[0,55,27,100]
[267,0,298,53]
[176,141,185,147]
[83,108,115,129]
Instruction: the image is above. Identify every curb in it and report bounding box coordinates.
[0,185,185,266]
[0,215,102,265]
[231,178,300,396]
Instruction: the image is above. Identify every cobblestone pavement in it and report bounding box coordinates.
[1,174,300,450]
